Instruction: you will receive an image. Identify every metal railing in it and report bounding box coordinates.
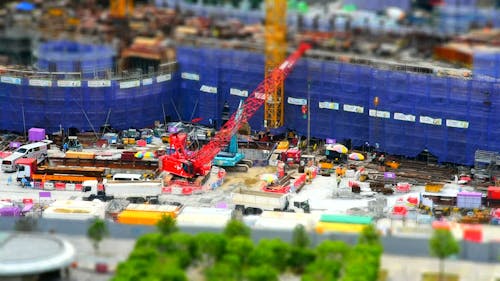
[0,61,178,82]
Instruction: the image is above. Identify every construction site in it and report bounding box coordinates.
[0,0,500,280]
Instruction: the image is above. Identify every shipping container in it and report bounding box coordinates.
[42,200,106,220]
[488,186,500,200]
[425,182,445,193]
[176,207,232,227]
[315,222,368,233]
[65,151,95,159]
[117,210,177,225]
[319,214,373,224]
[457,191,483,209]
[253,211,317,231]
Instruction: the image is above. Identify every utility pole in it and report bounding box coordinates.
[307,80,311,154]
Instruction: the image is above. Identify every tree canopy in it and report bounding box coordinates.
[429,229,460,281]
[113,220,384,281]
[87,218,109,253]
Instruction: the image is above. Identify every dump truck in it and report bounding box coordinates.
[82,179,163,202]
[231,188,310,215]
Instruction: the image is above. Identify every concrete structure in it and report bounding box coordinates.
[0,232,75,280]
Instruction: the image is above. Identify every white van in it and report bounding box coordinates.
[112,173,143,181]
[1,140,51,172]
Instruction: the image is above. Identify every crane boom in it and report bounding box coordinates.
[161,43,311,179]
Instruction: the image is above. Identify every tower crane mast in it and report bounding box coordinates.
[264,0,287,128]
[110,0,133,18]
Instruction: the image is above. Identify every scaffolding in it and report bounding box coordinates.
[174,46,499,165]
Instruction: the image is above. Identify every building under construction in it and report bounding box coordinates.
[0,0,499,166]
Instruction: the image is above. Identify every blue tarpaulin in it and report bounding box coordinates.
[15,2,34,11]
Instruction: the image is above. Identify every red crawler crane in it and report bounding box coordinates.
[160,43,311,182]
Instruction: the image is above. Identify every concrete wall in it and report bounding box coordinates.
[1,217,499,263]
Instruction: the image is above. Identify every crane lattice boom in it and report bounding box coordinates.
[161,43,311,179]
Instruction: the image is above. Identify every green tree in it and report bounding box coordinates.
[113,259,152,281]
[14,217,38,232]
[249,238,291,271]
[223,219,251,238]
[150,232,197,268]
[288,246,315,274]
[302,259,342,281]
[246,265,279,281]
[226,236,254,266]
[157,263,189,281]
[291,224,310,248]
[87,218,109,253]
[302,240,351,280]
[196,232,228,265]
[316,240,350,261]
[342,245,380,281]
[205,261,239,281]
[157,214,178,235]
[358,224,381,246]
[429,229,460,281]
[135,232,162,248]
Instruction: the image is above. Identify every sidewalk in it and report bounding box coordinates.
[382,254,500,281]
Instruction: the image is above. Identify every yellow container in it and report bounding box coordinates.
[117,210,177,225]
[315,222,368,234]
[385,161,400,169]
[277,140,289,150]
[425,182,444,193]
[319,160,333,170]
[65,151,95,159]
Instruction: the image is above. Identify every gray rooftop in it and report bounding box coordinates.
[0,232,75,276]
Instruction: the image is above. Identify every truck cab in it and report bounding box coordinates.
[15,158,38,182]
[82,180,114,201]
[281,147,301,165]
[289,196,311,213]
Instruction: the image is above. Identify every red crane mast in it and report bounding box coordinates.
[161,43,311,180]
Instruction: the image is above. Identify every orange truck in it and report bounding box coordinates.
[15,158,101,184]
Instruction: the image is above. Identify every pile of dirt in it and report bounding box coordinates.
[221,166,277,190]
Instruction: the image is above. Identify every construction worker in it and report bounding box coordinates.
[378,154,385,166]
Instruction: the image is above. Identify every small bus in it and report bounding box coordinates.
[1,140,51,172]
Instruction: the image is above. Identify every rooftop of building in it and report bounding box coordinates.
[0,231,75,276]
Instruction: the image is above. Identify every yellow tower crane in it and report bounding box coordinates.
[264,0,287,128]
[110,0,134,18]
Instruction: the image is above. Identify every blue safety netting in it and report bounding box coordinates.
[35,41,115,79]
[474,52,500,79]
[174,46,499,165]
[159,0,264,24]
[342,0,411,11]
[176,46,264,130]
[0,75,175,134]
[435,5,500,34]
[1,46,499,165]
